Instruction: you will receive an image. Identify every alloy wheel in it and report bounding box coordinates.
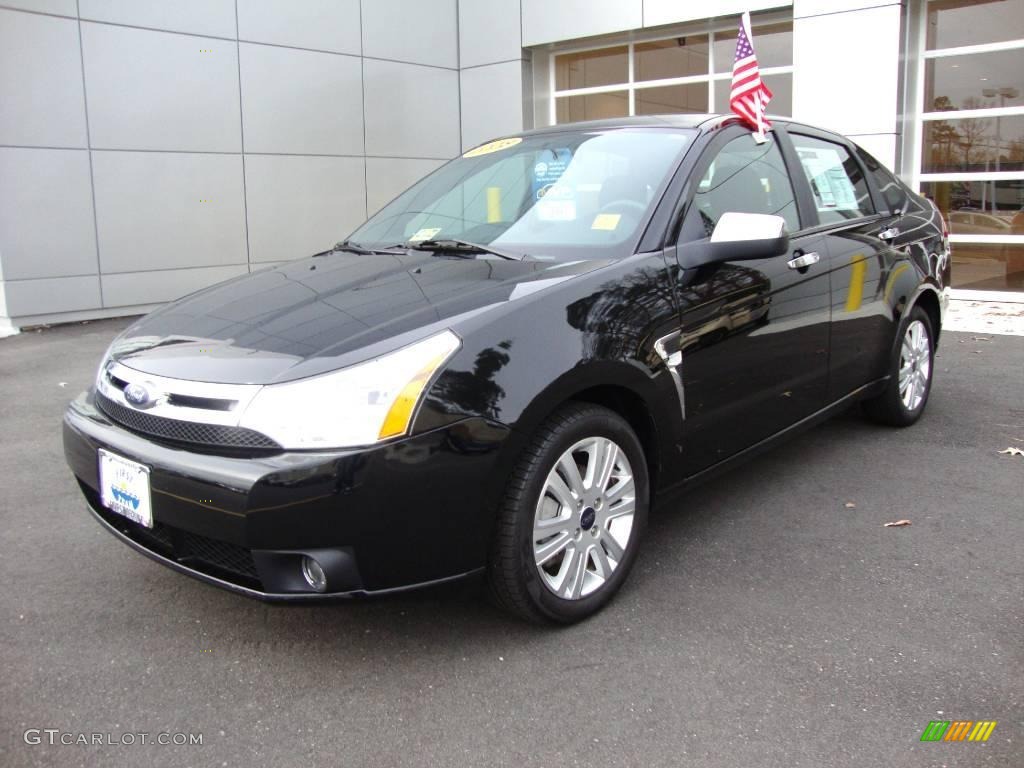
[533,436,636,600]
[898,319,931,411]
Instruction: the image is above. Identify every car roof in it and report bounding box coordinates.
[515,113,814,138]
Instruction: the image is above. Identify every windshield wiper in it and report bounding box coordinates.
[407,238,528,261]
[315,240,405,256]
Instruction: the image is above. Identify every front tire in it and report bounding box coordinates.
[487,403,649,624]
[862,306,935,426]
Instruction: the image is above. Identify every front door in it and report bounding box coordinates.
[672,128,831,476]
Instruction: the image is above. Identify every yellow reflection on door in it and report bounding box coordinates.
[884,263,910,302]
[845,254,866,312]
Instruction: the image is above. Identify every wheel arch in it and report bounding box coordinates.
[911,287,943,346]
[563,383,663,494]
[479,361,677,549]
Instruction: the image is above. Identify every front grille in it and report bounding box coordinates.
[87,488,261,587]
[96,392,281,452]
[179,531,259,580]
[134,519,176,555]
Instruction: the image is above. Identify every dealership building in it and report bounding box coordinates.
[0,0,1021,333]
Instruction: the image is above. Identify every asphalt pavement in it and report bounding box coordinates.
[1,317,1021,768]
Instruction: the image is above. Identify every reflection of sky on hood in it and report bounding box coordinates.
[114,255,604,383]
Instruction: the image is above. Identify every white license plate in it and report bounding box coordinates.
[98,449,153,529]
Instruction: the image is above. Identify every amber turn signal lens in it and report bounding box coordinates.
[378,352,450,439]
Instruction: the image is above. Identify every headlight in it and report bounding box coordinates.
[237,330,461,449]
[94,344,115,390]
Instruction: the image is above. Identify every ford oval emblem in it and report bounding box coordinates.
[124,383,152,408]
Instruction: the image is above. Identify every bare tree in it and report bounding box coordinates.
[926,97,961,171]
[1007,137,1024,167]
[957,97,992,172]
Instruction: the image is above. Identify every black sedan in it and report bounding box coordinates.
[63,114,949,623]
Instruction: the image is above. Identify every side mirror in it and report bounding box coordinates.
[678,212,789,269]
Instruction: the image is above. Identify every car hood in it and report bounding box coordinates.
[110,252,609,384]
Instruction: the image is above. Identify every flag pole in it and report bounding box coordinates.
[730,11,772,144]
[744,12,766,144]
[753,90,766,144]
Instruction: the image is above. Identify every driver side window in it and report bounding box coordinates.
[682,135,800,241]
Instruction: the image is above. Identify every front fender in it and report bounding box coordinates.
[413,253,686,527]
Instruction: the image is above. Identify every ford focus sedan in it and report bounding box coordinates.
[63,114,949,623]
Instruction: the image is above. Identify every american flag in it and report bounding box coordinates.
[730,12,773,139]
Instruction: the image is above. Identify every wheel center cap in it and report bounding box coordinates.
[580,507,596,530]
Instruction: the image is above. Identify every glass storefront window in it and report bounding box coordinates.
[555,46,628,90]
[926,0,1024,50]
[924,48,1023,112]
[712,21,792,72]
[555,91,629,123]
[916,0,1024,294]
[713,73,792,116]
[920,180,1024,229]
[921,114,1024,174]
[635,36,709,81]
[549,15,792,124]
[635,83,709,115]
[946,241,1024,290]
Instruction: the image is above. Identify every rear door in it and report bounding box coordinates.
[671,126,831,475]
[780,129,896,401]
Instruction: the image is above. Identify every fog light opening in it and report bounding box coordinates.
[301,556,327,593]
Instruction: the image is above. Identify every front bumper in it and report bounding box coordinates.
[64,390,510,600]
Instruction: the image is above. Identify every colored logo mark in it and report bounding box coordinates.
[920,720,997,742]
[111,487,140,510]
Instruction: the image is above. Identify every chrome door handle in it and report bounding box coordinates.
[787,252,820,270]
[879,226,899,241]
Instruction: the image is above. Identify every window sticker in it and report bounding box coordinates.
[591,213,621,231]
[532,148,573,202]
[797,147,858,212]
[462,137,523,158]
[409,227,442,242]
[535,184,577,221]
[536,199,577,221]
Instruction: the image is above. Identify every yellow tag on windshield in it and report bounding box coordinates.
[409,227,442,242]
[463,137,522,158]
[591,213,621,231]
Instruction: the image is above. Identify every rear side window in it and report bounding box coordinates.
[790,134,874,224]
[685,133,800,239]
[856,147,909,215]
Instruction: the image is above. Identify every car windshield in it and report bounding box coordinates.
[348,128,695,259]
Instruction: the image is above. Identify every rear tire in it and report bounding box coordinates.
[487,403,648,624]
[862,306,935,427]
